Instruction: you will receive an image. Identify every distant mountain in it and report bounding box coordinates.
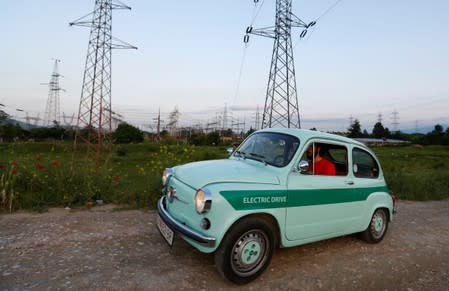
[401,124,449,134]
[0,118,40,129]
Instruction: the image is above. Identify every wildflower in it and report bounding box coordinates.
[11,160,18,167]
[35,156,42,161]
[51,160,60,167]
[35,163,44,171]
[0,165,5,170]
[12,169,18,176]
[113,175,121,182]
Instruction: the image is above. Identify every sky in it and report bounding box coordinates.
[1,0,449,133]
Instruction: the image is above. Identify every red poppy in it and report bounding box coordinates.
[11,160,18,167]
[113,175,121,182]
[35,156,42,161]
[12,169,18,175]
[35,163,44,171]
[51,160,60,167]
[0,165,5,170]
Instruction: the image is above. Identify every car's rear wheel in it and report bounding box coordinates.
[361,208,388,243]
[214,217,275,284]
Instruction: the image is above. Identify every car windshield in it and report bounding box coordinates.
[234,132,300,167]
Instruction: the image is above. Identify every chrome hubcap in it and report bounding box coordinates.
[371,210,386,239]
[231,230,267,276]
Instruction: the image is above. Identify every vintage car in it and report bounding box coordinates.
[157,128,396,284]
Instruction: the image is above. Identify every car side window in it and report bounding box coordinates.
[352,148,379,178]
[300,142,347,176]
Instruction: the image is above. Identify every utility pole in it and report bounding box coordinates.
[42,59,63,127]
[70,0,137,163]
[244,0,315,128]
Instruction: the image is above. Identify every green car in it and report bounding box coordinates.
[157,128,396,284]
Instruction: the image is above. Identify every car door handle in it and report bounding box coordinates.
[345,181,354,185]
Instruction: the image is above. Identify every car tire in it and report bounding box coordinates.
[214,217,275,284]
[361,208,389,243]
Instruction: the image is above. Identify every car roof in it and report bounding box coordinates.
[257,128,366,148]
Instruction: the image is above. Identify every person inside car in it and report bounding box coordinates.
[306,143,336,176]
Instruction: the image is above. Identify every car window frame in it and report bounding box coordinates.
[351,146,380,179]
[296,139,349,177]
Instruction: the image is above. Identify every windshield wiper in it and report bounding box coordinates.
[234,150,247,159]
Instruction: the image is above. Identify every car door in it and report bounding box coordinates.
[351,146,387,218]
[285,140,357,242]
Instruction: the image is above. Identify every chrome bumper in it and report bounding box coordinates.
[157,196,216,247]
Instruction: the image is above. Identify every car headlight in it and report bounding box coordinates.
[195,189,212,214]
[162,168,174,186]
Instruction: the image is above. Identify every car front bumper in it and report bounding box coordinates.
[157,196,216,247]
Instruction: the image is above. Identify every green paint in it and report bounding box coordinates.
[220,190,288,210]
[220,186,388,211]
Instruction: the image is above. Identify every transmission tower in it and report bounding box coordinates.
[391,109,399,132]
[377,113,383,124]
[43,59,63,127]
[70,0,137,162]
[255,104,261,130]
[62,112,76,127]
[244,0,315,128]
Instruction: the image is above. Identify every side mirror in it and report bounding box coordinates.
[226,147,234,156]
[298,160,310,174]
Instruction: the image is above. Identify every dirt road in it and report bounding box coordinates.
[1,200,449,290]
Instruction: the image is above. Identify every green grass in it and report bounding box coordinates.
[373,145,449,200]
[0,142,228,212]
[1,142,448,212]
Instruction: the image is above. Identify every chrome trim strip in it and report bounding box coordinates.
[157,197,216,247]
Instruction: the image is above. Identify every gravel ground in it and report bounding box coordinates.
[1,199,449,290]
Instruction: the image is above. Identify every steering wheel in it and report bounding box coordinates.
[273,155,285,166]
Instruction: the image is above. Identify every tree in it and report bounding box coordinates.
[0,123,25,142]
[246,127,256,137]
[207,131,220,146]
[189,132,207,146]
[347,119,362,138]
[434,124,444,134]
[372,122,387,138]
[444,127,449,145]
[0,110,9,122]
[29,126,68,141]
[423,124,445,145]
[113,123,143,143]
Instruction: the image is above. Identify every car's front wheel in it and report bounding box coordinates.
[361,208,389,243]
[214,217,275,284]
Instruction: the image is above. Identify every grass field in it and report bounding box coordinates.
[373,145,449,200]
[1,142,448,211]
[0,142,227,211]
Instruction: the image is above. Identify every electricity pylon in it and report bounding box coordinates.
[70,0,136,163]
[245,0,315,128]
[391,110,399,132]
[43,59,63,127]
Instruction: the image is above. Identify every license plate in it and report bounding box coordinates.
[157,214,174,246]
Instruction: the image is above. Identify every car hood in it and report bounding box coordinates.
[173,159,280,189]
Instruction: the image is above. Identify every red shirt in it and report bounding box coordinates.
[309,159,336,176]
